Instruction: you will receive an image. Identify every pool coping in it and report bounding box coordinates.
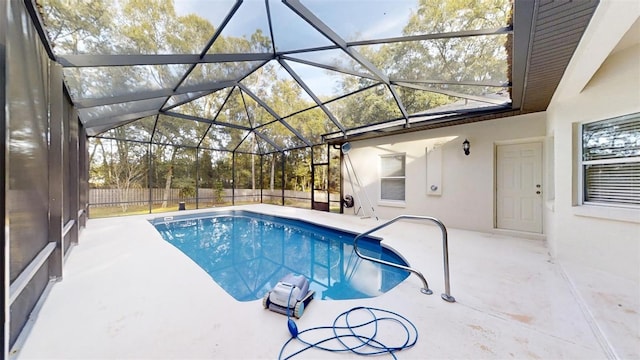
[14,204,611,359]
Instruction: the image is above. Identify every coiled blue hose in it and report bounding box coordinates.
[279,306,418,359]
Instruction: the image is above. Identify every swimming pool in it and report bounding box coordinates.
[151,210,410,301]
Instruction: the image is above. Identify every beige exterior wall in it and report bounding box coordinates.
[340,2,639,356]
[546,2,640,281]
[342,112,545,232]
[343,0,639,284]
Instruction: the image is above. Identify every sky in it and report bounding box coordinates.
[173,0,417,96]
[174,0,415,41]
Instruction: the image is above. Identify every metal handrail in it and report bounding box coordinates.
[353,215,455,302]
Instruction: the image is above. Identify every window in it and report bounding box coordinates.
[581,113,640,207]
[380,154,406,202]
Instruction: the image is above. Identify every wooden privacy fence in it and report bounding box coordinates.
[89,188,340,207]
[90,188,179,206]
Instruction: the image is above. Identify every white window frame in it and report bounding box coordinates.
[579,113,640,209]
[379,153,406,206]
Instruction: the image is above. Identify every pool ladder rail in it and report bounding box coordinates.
[353,215,456,303]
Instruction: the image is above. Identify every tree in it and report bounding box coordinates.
[89,136,147,211]
[396,0,510,106]
[199,150,215,188]
[39,0,113,54]
[45,0,513,212]
[332,0,510,119]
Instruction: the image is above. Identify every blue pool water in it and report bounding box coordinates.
[151,210,409,301]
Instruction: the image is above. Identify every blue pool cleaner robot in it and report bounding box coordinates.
[263,273,314,320]
[266,274,420,358]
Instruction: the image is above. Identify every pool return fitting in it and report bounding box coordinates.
[353,214,456,303]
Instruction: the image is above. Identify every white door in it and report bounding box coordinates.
[496,142,543,233]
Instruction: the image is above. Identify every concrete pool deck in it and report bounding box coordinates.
[12,204,639,359]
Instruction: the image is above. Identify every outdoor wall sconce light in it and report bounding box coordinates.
[463,139,470,156]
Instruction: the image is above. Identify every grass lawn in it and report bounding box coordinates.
[89,199,341,218]
[89,202,230,218]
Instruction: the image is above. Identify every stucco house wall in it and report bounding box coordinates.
[343,0,639,284]
[342,112,546,233]
[546,1,639,282]
[343,2,639,357]
[542,3,639,356]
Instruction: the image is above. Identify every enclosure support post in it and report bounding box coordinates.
[195,150,199,210]
[48,61,64,280]
[68,106,79,247]
[310,149,315,206]
[232,152,236,206]
[281,152,285,206]
[1,1,8,356]
[326,144,330,211]
[147,143,153,214]
[339,145,344,214]
[79,125,88,224]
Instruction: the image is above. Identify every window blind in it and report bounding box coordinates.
[582,113,640,206]
[583,114,640,161]
[584,163,640,204]
[380,154,406,201]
